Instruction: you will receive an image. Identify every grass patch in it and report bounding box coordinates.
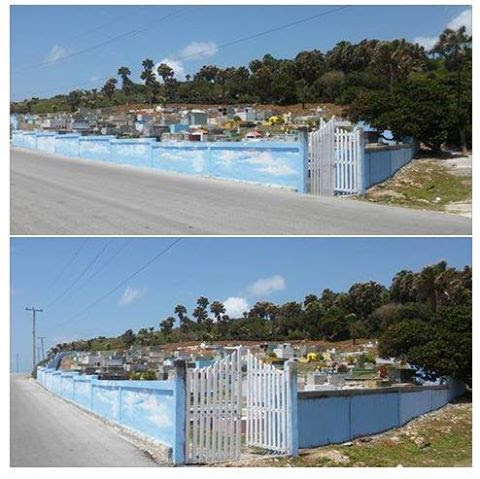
[361,159,471,212]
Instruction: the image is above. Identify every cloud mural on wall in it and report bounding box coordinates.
[154,148,208,173]
[122,389,173,429]
[242,151,297,177]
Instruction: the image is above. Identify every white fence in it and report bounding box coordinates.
[185,349,243,464]
[185,348,294,464]
[245,351,291,454]
[308,117,364,196]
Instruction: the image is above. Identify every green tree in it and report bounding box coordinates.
[101,78,117,102]
[351,76,456,153]
[431,27,472,153]
[117,66,133,103]
[140,59,160,104]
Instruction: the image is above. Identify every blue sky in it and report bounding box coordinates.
[10,237,471,372]
[10,4,472,101]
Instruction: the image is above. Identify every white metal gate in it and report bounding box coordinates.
[308,117,364,196]
[185,348,242,464]
[185,349,291,464]
[245,351,290,454]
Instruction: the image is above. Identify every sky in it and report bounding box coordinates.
[10,4,472,101]
[10,237,471,372]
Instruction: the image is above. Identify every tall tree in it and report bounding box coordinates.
[431,27,472,153]
[117,66,133,103]
[101,78,117,102]
[140,59,160,104]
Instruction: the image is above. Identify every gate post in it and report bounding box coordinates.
[285,359,299,457]
[173,360,187,465]
[297,127,309,194]
[355,127,366,194]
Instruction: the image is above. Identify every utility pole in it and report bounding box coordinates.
[38,336,47,361]
[26,307,43,369]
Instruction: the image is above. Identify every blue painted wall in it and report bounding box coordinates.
[12,130,308,192]
[37,367,184,464]
[55,134,81,157]
[110,139,155,168]
[364,145,413,189]
[79,136,115,161]
[297,383,465,449]
[36,133,57,153]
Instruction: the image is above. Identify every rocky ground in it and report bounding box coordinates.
[359,153,472,218]
[236,397,472,467]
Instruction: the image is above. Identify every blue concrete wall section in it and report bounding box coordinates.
[298,395,350,448]
[79,136,115,161]
[431,388,448,410]
[60,372,79,400]
[91,380,121,422]
[12,131,25,147]
[119,382,176,448]
[152,144,210,176]
[296,384,461,448]
[110,138,156,167]
[350,391,399,438]
[210,143,306,192]
[72,376,95,410]
[365,146,413,189]
[55,134,81,157]
[51,372,62,395]
[36,133,57,153]
[23,132,38,150]
[398,390,432,425]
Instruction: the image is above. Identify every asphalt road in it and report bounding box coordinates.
[10,147,471,235]
[10,374,158,467]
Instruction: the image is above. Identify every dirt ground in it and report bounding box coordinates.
[359,153,472,217]
[236,397,472,467]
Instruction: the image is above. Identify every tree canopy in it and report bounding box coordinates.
[48,261,471,383]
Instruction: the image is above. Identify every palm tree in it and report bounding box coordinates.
[431,27,472,154]
[117,66,133,104]
[140,59,159,104]
[101,78,117,103]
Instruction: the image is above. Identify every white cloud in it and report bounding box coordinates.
[46,44,70,64]
[247,275,286,297]
[181,41,218,60]
[118,286,145,306]
[223,297,249,318]
[413,36,438,51]
[447,9,471,35]
[414,8,471,51]
[155,58,185,81]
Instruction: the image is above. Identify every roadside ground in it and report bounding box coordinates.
[236,395,471,467]
[357,153,472,217]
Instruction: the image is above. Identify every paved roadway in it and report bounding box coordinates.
[10,374,158,467]
[10,148,471,235]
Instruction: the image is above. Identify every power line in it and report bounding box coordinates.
[13,8,186,72]
[46,239,113,309]
[46,239,88,294]
[176,6,351,63]
[48,238,182,330]
[64,239,133,300]
[14,5,350,98]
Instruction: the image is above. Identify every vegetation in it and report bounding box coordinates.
[11,27,471,151]
[49,261,471,384]
[361,158,471,212]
